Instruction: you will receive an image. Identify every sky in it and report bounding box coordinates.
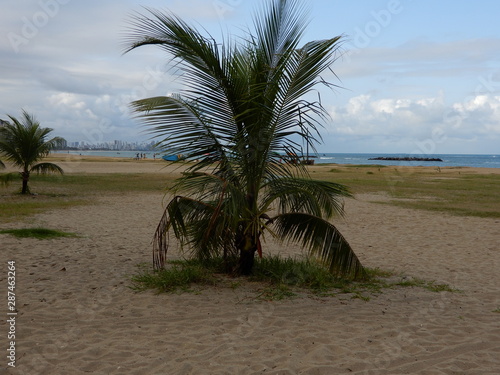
[1,0,500,154]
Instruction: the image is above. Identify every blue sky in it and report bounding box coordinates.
[1,0,499,154]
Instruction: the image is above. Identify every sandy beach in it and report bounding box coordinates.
[1,158,499,374]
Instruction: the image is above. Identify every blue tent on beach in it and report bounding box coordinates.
[162,154,183,161]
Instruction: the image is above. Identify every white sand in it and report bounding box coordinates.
[1,159,499,374]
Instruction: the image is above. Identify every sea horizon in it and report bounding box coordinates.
[53,150,500,169]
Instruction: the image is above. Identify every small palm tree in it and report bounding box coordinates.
[0,110,65,194]
[125,0,365,278]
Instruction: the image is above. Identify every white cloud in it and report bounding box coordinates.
[327,94,500,153]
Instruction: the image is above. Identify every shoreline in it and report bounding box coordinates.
[49,151,500,169]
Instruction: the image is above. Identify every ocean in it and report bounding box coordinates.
[314,153,500,169]
[53,151,500,169]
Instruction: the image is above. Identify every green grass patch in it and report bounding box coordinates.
[130,256,457,300]
[342,164,387,168]
[256,284,297,300]
[394,277,459,293]
[130,261,219,293]
[0,227,79,239]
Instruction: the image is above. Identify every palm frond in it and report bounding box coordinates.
[153,194,238,269]
[262,177,352,218]
[131,95,234,171]
[172,172,244,204]
[125,9,240,137]
[272,212,365,279]
[30,162,64,175]
[154,195,200,269]
[47,136,66,150]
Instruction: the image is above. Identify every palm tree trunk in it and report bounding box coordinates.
[21,171,29,194]
[235,188,260,275]
[236,233,257,275]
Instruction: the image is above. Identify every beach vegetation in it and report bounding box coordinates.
[130,256,457,300]
[131,256,367,297]
[341,164,387,168]
[131,261,218,294]
[0,197,86,223]
[0,227,79,239]
[394,277,459,293]
[0,110,65,194]
[314,166,500,218]
[125,0,365,278]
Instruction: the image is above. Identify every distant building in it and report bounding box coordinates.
[66,139,157,151]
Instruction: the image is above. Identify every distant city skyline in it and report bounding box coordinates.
[65,139,156,151]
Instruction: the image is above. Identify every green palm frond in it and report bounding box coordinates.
[30,162,64,175]
[262,177,352,218]
[131,95,234,169]
[272,212,365,279]
[173,172,244,205]
[153,193,239,268]
[126,10,239,144]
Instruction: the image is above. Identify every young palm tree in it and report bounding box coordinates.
[125,0,365,278]
[0,110,65,194]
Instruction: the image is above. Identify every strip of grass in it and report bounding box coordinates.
[313,166,500,218]
[29,173,174,195]
[378,172,500,218]
[0,172,176,223]
[0,227,79,239]
[342,164,387,168]
[130,260,219,293]
[130,256,457,300]
[2,163,498,224]
[0,197,88,223]
[394,277,459,293]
